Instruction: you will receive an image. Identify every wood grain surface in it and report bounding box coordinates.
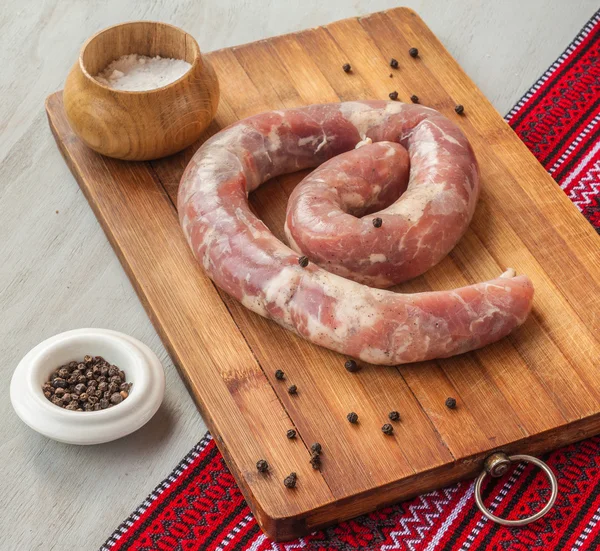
[45,7,600,540]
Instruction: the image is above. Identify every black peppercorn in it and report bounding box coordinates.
[390,58,399,68]
[73,383,86,395]
[347,412,359,424]
[54,387,65,397]
[310,452,321,470]
[110,392,123,405]
[65,402,78,411]
[382,423,394,435]
[52,378,67,389]
[284,472,297,488]
[454,104,465,115]
[79,392,89,402]
[388,91,398,101]
[108,365,119,377]
[373,217,383,228]
[84,355,93,364]
[288,385,297,395]
[310,442,322,454]
[409,47,419,57]
[57,368,69,379]
[286,429,297,439]
[388,411,401,422]
[410,95,419,103]
[298,256,309,268]
[342,63,351,73]
[344,359,360,372]
[256,459,269,473]
[77,375,87,384]
[275,369,285,380]
[445,397,457,409]
[99,398,110,409]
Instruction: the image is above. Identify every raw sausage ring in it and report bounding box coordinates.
[178,101,533,365]
[285,130,474,288]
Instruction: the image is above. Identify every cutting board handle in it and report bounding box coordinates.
[474,452,558,526]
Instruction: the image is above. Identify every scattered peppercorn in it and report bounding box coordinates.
[454,104,465,115]
[344,359,360,372]
[311,442,322,454]
[390,58,399,68]
[409,47,419,57]
[389,73,393,78]
[42,356,131,411]
[373,217,383,228]
[275,369,285,380]
[410,95,419,103]
[342,63,352,73]
[284,472,297,488]
[256,459,269,472]
[388,411,401,422]
[382,423,394,435]
[445,397,457,409]
[288,385,298,395]
[309,452,321,470]
[388,91,398,101]
[298,255,309,268]
[286,429,297,439]
[347,412,359,424]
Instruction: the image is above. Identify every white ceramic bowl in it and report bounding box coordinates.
[10,328,165,445]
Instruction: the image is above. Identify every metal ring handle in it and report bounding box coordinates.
[474,452,558,526]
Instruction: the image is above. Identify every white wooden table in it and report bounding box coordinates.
[1,0,596,548]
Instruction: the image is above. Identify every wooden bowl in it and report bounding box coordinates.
[63,21,219,161]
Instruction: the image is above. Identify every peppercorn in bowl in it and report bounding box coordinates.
[10,328,165,444]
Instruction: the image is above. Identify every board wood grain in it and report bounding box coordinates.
[46,8,600,541]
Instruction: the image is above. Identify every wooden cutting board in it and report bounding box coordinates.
[46,8,600,541]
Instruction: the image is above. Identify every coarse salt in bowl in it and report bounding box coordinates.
[63,21,219,160]
[10,328,165,445]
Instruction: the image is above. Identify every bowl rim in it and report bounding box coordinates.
[10,328,166,444]
[78,20,201,95]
